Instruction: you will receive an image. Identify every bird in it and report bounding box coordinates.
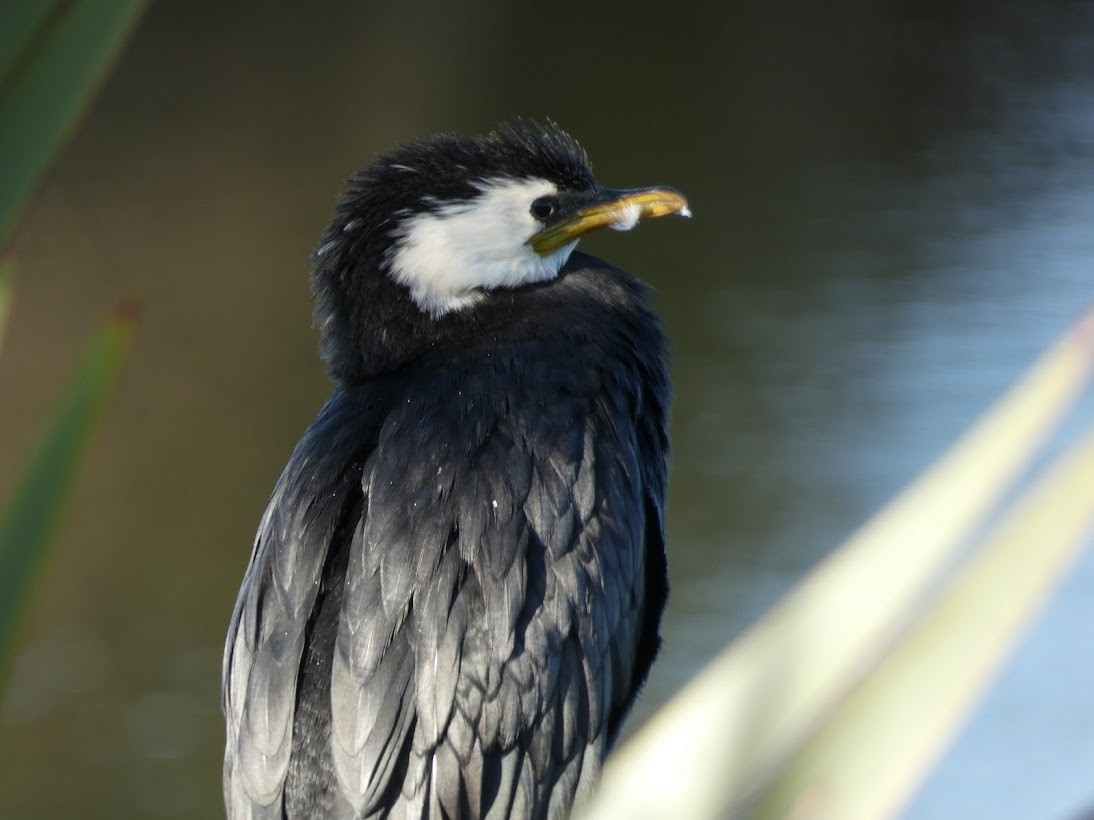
[222,119,689,819]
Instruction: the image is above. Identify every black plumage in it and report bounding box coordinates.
[223,121,677,819]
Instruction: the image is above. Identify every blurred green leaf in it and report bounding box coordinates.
[0,0,146,249]
[0,0,144,688]
[0,310,133,683]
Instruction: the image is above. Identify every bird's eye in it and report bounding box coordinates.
[530,196,559,221]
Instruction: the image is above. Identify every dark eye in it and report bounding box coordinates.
[530,196,559,220]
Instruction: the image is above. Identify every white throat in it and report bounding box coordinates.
[385,178,577,317]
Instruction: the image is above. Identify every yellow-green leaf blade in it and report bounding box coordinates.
[0,311,133,681]
[755,425,1094,820]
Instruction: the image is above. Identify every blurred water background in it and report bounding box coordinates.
[1,2,1092,817]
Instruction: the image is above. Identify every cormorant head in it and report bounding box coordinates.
[312,120,688,381]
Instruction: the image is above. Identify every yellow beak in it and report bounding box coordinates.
[529,187,690,256]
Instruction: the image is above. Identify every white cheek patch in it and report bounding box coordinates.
[607,202,643,232]
[386,178,577,317]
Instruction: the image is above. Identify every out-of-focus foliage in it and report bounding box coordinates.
[0,312,134,684]
[0,0,147,248]
[0,1,144,681]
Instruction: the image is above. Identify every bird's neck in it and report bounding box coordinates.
[315,252,656,385]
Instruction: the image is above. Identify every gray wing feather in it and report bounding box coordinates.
[223,391,382,814]
[224,486,330,807]
[330,624,416,812]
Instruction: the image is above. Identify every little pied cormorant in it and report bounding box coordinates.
[222,120,689,819]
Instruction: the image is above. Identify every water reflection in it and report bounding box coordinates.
[0,2,1091,817]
